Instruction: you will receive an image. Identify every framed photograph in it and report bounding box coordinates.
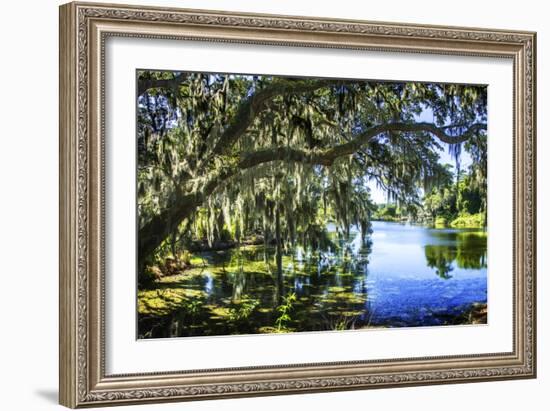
[59,1,537,408]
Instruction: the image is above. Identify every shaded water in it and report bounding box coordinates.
[138,221,487,338]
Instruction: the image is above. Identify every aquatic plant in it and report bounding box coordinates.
[275,293,297,332]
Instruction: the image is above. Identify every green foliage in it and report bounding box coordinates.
[275,293,297,332]
[424,230,487,279]
[136,71,487,272]
[424,187,457,221]
[422,165,486,228]
[373,204,400,221]
[179,250,192,266]
[372,165,487,229]
[227,296,260,324]
[141,265,163,286]
[434,216,448,228]
[450,212,485,228]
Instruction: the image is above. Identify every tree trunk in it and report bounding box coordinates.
[455,162,461,213]
[360,220,368,244]
[263,212,269,264]
[275,203,283,301]
[170,231,178,261]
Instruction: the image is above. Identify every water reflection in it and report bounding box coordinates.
[425,245,456,279]
[138,221,488,338]
[424,230,487,279]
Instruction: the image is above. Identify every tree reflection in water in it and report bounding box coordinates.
[138,224,487,338]
[424,231,487,279]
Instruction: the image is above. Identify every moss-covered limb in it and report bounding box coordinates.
[237,122,485,170]
[137,72,190,96]
[210,78,350,157]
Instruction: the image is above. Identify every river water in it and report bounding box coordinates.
[138,221,487,338]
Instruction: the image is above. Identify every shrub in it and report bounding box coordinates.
[450,212,485,228]
[434,216,447,228]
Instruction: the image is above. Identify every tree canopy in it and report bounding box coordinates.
[136,71,487,282]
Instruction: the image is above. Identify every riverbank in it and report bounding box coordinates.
[455,302,487,325]
[373,212,486,229]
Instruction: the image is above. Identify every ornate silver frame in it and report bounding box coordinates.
[59,1,536,408]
